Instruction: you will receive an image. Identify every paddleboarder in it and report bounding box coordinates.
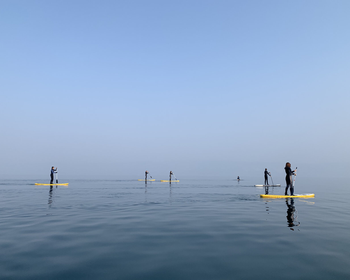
[264,168,271,185]
[237,176,240,181]
[284,162,296,195]
[50,166,57,184]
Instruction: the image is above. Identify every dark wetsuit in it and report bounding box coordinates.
[169,171,173,184]
[264,171,270,185]
[285,167,295,195]
[50,168,57,184]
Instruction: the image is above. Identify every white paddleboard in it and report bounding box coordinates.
[254,184,281,187]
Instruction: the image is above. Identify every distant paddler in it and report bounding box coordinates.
[50,166,57,184]
[237,176,240,181]
[138,171,155,182]
[160,171,179,182]
[169,171,173,183]
[144,170,153,183]
[264,168,271,185]
[35,166,68,186]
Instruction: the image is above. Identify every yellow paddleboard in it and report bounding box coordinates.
[260,193,314,198]
[35,183,69,186]
[160,180,179,183]
[137,179,155,181]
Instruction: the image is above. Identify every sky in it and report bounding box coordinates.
[1,0,349,180]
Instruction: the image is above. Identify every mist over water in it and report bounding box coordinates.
[1,2,349,278]
[0,176,349,280]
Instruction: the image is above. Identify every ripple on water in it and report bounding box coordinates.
[0,178,349,280]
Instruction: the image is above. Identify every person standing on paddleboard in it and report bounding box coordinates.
[284,162,296,195]
[50,166,57,184]
[264,168,271,185]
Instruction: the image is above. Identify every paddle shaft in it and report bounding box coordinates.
[292,167,297,187]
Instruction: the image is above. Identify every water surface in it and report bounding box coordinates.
[0,177,349,279]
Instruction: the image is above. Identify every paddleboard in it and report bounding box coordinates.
[35,183,69,186]
[254,184,281,187]
[260,193,315,198]
[137,179,155,181]
[160,180,179,183]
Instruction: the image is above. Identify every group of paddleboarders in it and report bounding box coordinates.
[263,163,297,195]
[49,162,297,196]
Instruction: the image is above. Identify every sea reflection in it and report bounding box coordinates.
[264,197,302,230]
[264,186,269,194]
[286,198,300,230]
[265,201,269,214]
[48,186,53,207]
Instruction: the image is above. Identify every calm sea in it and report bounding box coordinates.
[0,176,349,280]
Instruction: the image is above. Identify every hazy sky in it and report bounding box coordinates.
[1,0,349,180]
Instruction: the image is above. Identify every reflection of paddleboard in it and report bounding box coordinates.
[35,183,69,186]
[160,180,179,182]
[137,179,155,181]
[260,193,315,198]
[255,184,280,187]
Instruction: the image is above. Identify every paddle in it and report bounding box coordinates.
[292,167,297,187]
[56,168,58,183]
[270,173,275,186]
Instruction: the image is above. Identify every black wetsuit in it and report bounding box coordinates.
[285,167,295,195]
[50,168,57,184]
[264,170,269,185]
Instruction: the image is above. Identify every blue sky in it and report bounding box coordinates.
[1,0,349,180]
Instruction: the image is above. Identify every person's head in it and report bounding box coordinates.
[265,168,267,171]
[285,162,291,168]
[52,166,54,169]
